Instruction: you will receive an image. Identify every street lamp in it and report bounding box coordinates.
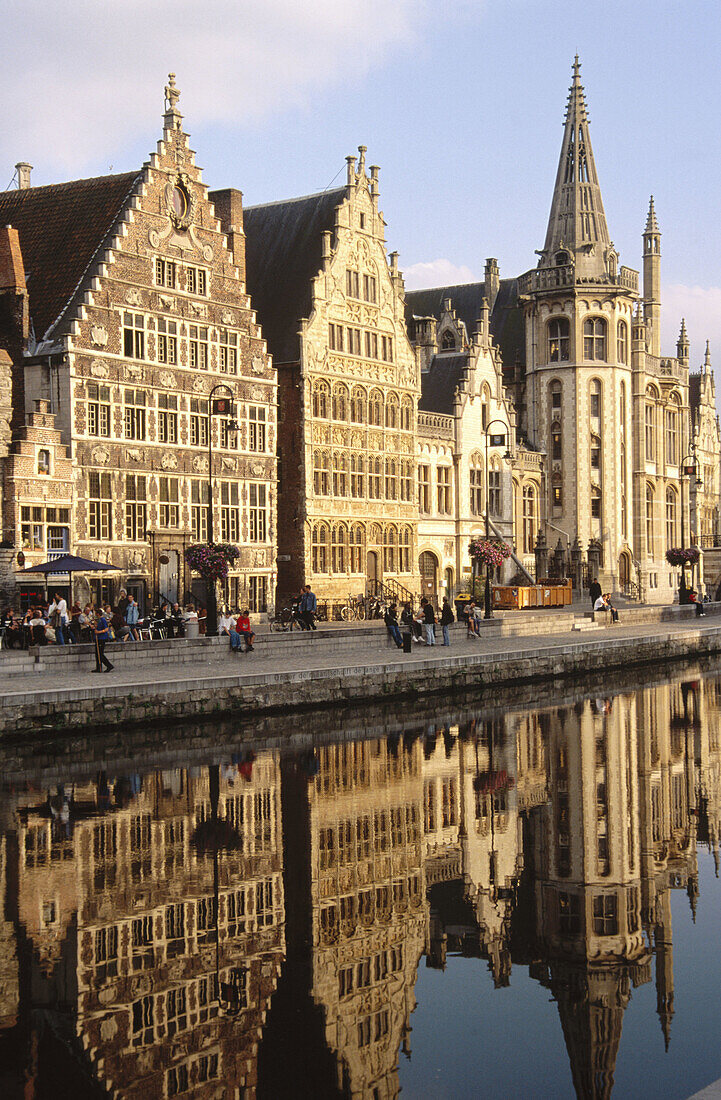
[679,444,702,604]
[483,419,510,619]
[206,383,239,635]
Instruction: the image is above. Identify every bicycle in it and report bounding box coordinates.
[269,606,300,632]
[340,594,366,622]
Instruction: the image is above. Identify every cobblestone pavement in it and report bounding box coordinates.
[2,616,720,702]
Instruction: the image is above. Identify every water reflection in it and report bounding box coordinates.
[1,671,720,1098]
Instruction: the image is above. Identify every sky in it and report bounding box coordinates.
[3,0,721,373]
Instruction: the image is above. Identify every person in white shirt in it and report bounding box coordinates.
[218,610,234,636]
[49,593,70,645]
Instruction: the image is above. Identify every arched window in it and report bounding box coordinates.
[551,422,562,461]
[368,457,382,499]
[312,381,330,418]
[399,526,412,572]
[470,454,483,515]
[646,485,655,556]
[37,449,51,475]
[350,454,364,498]
[665,395,679,466]
[481,384,491,431]
[583,318,606,361]
[384,458,397,500]
[617,320,628,364]
[400,397,413,431]
[350,387,366,424]
[590,435,601,474]
[591,486,602,523]
[555,250,569,266]
[332,452,348,496]
[312,523,329,573]
[645,395,656,462]
[441,329,456,350]
[383,526,397,573]
[369,389,383,427]
[489,458,501,516]
[522,484,537,554]
[589,379,602,419]
[549,379,562,411]
[332,384,348,421]
[666,487,678,550]
[548,318,570,362]
[349,525,364,572]
[385,394,398,429]
[331,524,348,573]
[313,450,330,495]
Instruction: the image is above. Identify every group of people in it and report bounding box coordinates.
[2,593,143,649]
[384,597,456,648]
[291,586,318,631]
[218,609,256,652]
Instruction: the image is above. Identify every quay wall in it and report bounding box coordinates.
[3,622,721,735]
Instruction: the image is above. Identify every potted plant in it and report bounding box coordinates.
[185,542,240,636]
[666,546,700,604]
[469,538,512,619]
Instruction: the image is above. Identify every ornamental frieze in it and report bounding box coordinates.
[91,446,110,465]
[90,325,108,347]
[125,287,143,307]
[160,452,178,469]
[89,358,109,378]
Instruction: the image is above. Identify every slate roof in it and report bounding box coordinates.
[419,353,468,414]
[0,171,140,345]
[242,188,346,365]
[405,277,525,372]
[689,372,701,411]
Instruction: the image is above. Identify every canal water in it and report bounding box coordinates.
[0,663,719,1099]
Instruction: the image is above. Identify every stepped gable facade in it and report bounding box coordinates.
[0,76,276,611]
[689,342,720,547]
[242,148,421,608]
[406,277,543,596]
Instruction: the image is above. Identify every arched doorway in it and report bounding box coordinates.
[419,551,438,606]
[618,551,631,594]
[366,550,379,594]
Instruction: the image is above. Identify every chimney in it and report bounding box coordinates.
[16,162,32,190]
[208,188,245,282]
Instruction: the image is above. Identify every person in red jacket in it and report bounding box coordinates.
[232,610,255,652]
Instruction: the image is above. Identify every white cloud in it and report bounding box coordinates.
[661,283,721,368]
[403,258,477,290]
[1,0,427,176]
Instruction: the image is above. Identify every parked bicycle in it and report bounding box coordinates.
[269,606,301,632]
[340,594,366,621]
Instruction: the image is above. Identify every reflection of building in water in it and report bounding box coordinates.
[6,755,285,1097]
[522,681,703,1097]
[309,739,426,1098]
[422,716,523,987]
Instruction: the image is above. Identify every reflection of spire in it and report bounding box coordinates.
[654,891,675,1053]
[551,963,630,1099]
[687,874,699,922]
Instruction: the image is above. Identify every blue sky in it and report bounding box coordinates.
[3,0,721,368]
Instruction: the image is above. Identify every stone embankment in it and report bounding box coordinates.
[1,602,721,735]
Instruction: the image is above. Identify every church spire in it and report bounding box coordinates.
[542,57,611,265]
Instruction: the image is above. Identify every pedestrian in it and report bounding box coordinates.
[465,599,479,639]
[384,603,404,648]
[300,584,317,631]
[49,592,70,645]
[422,598,437,645]
[116,588,130,618]
[125,595,140,640]
[589,577,602,610]
[92,606,114,672]
[230,609,255,652]
[440,597,454,646]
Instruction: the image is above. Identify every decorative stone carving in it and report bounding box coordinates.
[251,386,265,401]
[158,294,175,311]
[189,301,207,319]
[126,448,144,463]
[251,357,265,375]
[192,377,207,393]
[125,287,143,306]
[126,363,143,381]
[222,310,234,325]
[252,550,267,566]
[91,447,110,464]
[192,455,209,472]
[89,358,109,378]
[221,456,236,471]
[90,325,108,347]
[159,370,176,389]
[252,462,265,476]
[160,452,178,469]
[444,539,454,556]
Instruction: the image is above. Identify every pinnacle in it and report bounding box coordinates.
[645,195,660,234]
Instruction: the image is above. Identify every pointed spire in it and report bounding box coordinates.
[645,195,660,234]
[677,318,689,362]
[542,58,611,264]
[703,340,711,372]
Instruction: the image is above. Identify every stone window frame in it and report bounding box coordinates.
[583,317,607,362]
[547,317,570,363]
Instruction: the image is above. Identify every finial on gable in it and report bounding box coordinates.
[704,339,711,371]
[357,145,367,176]
[164,73,182,127]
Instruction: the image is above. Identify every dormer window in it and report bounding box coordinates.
[441,330,456,351]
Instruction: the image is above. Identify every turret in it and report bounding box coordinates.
[643,196,662,357]
[676,318,689,366]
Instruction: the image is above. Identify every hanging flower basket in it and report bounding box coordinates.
[469,538,512,569]
[665,547,700,567]
[185,542,240,583]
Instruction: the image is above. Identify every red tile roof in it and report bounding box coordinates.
[0,171,140,344]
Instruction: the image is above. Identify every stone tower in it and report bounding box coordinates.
[519,57,639,590]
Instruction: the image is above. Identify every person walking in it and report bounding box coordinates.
[125,595,140,640]
[384,603,404,649]
[92,607,114,672]
[440,597,454,646]
[422,598,437,646]
[589,578,602,610]
[300,584,317,631]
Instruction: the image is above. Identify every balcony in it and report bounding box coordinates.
[418,412,454,440]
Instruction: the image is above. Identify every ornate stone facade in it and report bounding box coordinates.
[0,77,277,612]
